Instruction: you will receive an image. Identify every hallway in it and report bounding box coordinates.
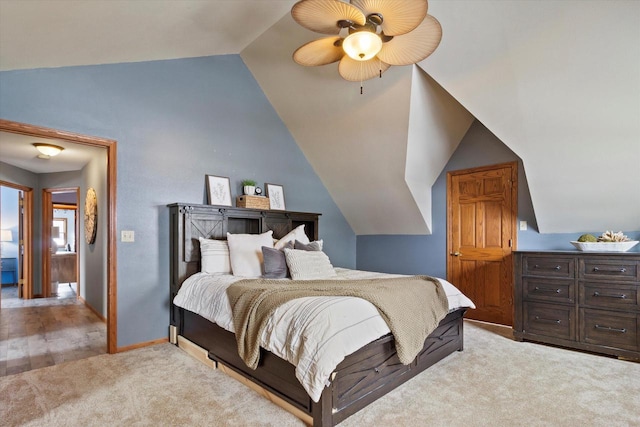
[0,283,106,376]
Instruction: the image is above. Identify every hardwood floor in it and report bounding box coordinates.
[0,283,106,376]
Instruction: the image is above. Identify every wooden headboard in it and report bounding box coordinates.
[168,203,320,325]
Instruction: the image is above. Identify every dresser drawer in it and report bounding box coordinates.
[580,282,639,311]
[524,302,575,340]
[580,259,638,281]
[523,257,575,278]
[524,278,574,303]
[580,309,638,351]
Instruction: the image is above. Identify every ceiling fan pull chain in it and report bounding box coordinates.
[360,61,364,94]
[379,58,382,78]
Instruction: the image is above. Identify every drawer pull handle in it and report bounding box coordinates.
[593,291,627,299]
[594,325,627,334]
[534,287,561,294]
[534,316,561,325]
[592,267,627,273]
[533,265,561,270]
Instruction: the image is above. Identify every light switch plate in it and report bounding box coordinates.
[121,230,135,242]
[519,221,527,231]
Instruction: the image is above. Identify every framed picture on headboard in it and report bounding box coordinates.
[206,175,232,206]
[266,183,285,210]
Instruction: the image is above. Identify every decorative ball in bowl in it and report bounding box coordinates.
[571,231,638,252]
[570,240,639,252]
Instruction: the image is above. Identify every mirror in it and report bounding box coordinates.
[53,205,76,253]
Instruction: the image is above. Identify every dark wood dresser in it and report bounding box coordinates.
[514,251,640,359]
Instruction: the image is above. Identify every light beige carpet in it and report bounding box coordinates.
[2,320,639,427]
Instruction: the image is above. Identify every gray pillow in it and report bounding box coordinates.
[294,239,323,251]
[262,241,293,279]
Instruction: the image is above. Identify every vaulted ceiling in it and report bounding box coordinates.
[1,0,638,234]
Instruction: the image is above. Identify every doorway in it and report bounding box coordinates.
[0,183,33,302]
[447,162,517,326]
[42,188,80,299]
[0,119,118,354]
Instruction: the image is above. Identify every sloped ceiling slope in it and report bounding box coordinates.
[244,0,639,235]
[242,14,473,235]
[421,0,640,232]
[0,0,294,71]
[2,1,638,234]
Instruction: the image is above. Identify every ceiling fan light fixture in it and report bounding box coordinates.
[33,143,64,159]
[342,31,382,61]
[291,0,441,88]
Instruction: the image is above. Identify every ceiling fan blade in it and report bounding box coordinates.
[351,0,428,36]
[293,37,344,66]
[376,15,442,66]
[338,56,390,82]
[292,0,366,35]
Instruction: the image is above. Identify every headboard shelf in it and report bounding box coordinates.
[168,203,320,325]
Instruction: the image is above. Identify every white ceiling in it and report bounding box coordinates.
[0,131,105,174]
[1,0,638,234]
[0,0,296,71]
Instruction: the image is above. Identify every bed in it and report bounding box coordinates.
[169,203,472,426]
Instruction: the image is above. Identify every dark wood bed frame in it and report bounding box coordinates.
[169,203,467,426]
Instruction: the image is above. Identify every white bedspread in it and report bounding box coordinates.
[173,268,475,402]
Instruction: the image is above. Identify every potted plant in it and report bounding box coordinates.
[242,179,257,196]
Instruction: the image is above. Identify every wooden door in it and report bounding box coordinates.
[447,162,517,326]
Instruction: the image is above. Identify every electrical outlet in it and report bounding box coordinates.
[519,221,528,231]
[121,230,135,242]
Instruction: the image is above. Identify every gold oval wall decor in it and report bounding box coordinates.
[84,187,97,244]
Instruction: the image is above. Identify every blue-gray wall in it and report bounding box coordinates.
[0,55,355,347]
[80,152,108,317]
[357,120,640,277]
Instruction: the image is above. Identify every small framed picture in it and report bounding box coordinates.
[266,183,286,210]
[206,175,232,206]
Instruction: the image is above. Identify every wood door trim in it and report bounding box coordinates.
[0,119,118,354]
[42,189,53,297]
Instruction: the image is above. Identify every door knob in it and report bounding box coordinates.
[451,251,462,256]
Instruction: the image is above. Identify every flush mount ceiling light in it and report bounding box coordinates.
[292,0,442,92]
[33,143,64,159]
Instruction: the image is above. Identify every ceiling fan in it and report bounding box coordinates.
[291,0,442,87]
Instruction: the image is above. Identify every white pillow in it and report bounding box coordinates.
[284,248,337,280]
[227,231,274,277]
[274,224,310,250]
[198,237,231,274]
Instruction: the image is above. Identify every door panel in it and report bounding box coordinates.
[448,163,517,326]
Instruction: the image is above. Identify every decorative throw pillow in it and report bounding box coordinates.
[227,231,274,277]
[262,241,294,279]
[284,248,337,280]
[274,224,310,250]
[294,239,323,251]
[198,237,231,274]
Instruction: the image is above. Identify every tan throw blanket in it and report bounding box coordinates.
[227,276,449,370]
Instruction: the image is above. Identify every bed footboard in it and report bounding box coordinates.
[178,308,466,427]
[316,308,465,426]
